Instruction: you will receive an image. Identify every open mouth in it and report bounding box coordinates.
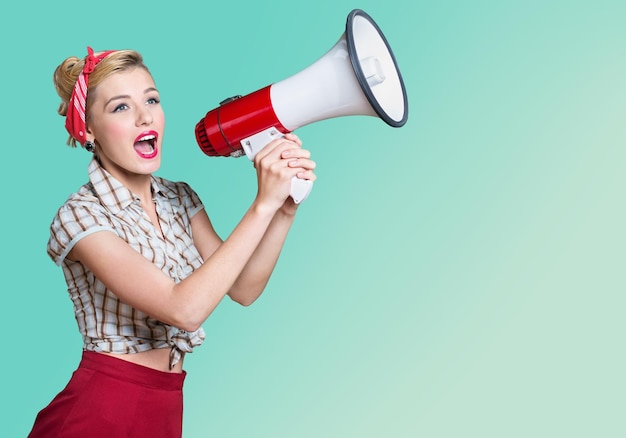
[134,131,158,159]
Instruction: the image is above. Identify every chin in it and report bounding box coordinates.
[137,157,161,174]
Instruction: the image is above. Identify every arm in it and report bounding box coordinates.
[192,133,316,306]
[228,202,296,305]
[70,134,315,332]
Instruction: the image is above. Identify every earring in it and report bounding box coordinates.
[84,141,95,153]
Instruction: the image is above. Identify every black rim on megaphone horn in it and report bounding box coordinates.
[345,9,409,128]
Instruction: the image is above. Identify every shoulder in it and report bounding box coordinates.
[47,183,116,265]
[53,183,112,228]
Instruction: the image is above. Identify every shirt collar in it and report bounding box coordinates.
[87,157,178,215]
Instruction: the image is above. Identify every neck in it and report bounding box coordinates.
[99,160,154,203]
[125,174,154,204]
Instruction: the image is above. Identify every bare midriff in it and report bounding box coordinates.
[98,348,184,373]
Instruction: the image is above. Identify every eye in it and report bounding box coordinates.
[147,96,161,105]
[113,103,128,112]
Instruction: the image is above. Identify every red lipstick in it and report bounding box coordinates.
[134,130,159,159]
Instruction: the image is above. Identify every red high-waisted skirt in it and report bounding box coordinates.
[28,350,186,438]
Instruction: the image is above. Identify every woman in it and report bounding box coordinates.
[29,47,316,437]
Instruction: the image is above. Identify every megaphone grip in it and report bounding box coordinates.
[290,176,313,204]
[241,127,314,204]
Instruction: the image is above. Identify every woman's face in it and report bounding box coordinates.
[86,67,165,182]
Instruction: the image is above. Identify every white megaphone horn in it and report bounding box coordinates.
[195,9,409,203]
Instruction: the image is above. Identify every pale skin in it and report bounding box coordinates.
[69,67,316,373]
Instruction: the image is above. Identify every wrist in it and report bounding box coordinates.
[278,200,299,218]
[250,198,281,219]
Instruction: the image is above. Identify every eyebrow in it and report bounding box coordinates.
[104,87,159,107]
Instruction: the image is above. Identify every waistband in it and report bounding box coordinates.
[78,351,186,391]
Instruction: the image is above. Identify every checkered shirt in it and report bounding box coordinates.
[48,157,206,369]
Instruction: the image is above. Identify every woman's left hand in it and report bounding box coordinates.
[278,133,316,216]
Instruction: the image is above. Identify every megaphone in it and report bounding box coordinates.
[195,9,408,203]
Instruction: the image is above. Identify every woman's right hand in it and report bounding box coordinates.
[252,133,315,212]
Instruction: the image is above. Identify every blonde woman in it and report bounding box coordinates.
[29,47,316,437]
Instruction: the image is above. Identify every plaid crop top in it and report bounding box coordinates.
[47,157,206,369]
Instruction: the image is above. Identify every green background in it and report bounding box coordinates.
[2,0,624,437]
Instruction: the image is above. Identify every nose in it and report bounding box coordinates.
[136,104,153,126]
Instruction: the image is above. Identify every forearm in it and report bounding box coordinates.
[172,134,313,328]
[171,200,278,329]
[228,208,297,305]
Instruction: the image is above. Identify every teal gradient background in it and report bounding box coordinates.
[2,1,624,436]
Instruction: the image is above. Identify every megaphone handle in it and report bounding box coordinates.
[290,176,313,204]
[242,127,314,204]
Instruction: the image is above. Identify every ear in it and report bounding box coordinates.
[85,123,95,143]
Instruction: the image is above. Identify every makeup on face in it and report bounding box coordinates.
[134,130,159,159]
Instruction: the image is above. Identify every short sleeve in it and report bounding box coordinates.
[47,199,116,266]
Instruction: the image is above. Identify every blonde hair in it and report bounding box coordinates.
[53,49,150,147]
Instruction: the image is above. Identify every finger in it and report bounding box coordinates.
[295,170,317,182]
[286,157,316,171]
[257,134,303,164]
[281,147,311,160]
[283,133,302,147]
[254,138,299,167]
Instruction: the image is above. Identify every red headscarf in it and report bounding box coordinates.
[65,47,116,145]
